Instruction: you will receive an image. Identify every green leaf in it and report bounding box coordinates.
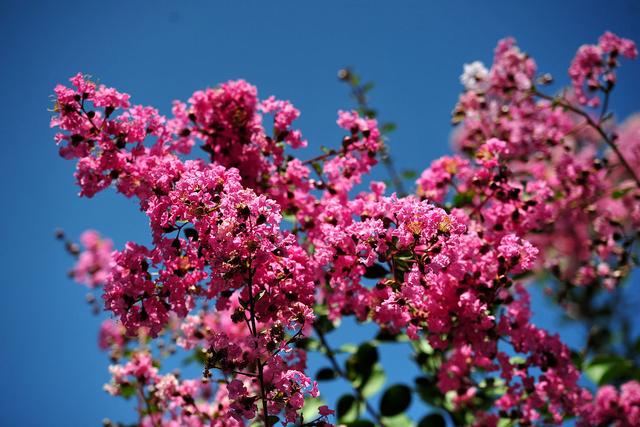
[415,376,442,406]
[316,367,338,381]
[119,383,136,399]
[401,169,418,180]
[337,394,360,423]
[509,356,526,366]
[311,161,324,177]
[362,82,375,93]
[301,397,325,422]
[338,343,358,354]
[453,191,474,207]
[612,187,632,199]
[443,390,457,412]
[479,378,507,398]
[282,212,297,224]
[361,363,386,397]
[345,420,375,427]
[381,122,397,134]
[314,303,329,316]
[585,355,633,385]
[362,108,377,118]
[414,339,434,355]
[315,314,337,334]
[183,227,198,241]
[295,337,321,351]
[345,342,379,386]
[571,350,584,370]
[418,413,447,427]
[375,329,409,342]
[380,384,412,417]
[381,413,415,427]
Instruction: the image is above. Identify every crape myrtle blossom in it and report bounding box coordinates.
[460,61,489,92]
[578,381,640,427]
[569,31,638,107]
[54,31,640,426]
[448,32,640,297]
[71,230,114,287]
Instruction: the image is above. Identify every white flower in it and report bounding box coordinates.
[460,61,489,91]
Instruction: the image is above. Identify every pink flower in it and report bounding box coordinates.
[318,405,334,416]
[73,230,114,287]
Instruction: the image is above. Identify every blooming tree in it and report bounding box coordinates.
[52,32,640,426]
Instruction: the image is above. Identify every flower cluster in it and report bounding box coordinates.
[71,230,113,287]
[53,30,640,427]
[448,33,640,298]
[569,31,638,107]
[578,380,640,427]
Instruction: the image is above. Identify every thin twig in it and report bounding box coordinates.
[313,325,387,427]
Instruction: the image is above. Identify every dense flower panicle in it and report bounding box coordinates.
[98,319,127,351]
[569,31,638,107]
[72,230,114,287]
[490,37,537,95]
[448,33,640,295]
[578,381,640,427]
[617,113,640,176]
[416,156,472,203]
[321,110,383,196]
[104,351,228,427]
[53,31,640,427]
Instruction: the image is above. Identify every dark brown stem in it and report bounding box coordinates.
[271,325,305,358]
[301,149,340,166]
[137,380,161,427]
[246,258,271,427]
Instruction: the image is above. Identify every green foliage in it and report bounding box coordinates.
[345,342,379,387]
[266,415,280,426]
[585,354,635,385]
[337,394,361,423]
[301,397,325,422]
[360,364,386,397]
[417,413,447,427]
[345,420,375,427]
[382,413,415,427]
[415,376,443,407]
[119,383,137,399]
[381,122,397,134]
[453,190,474,208]
[380,384,412,417]
[316,367,338,381]
[401,169,418,180]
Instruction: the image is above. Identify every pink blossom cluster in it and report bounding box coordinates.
[54,31,640,426]
[578,380,640,427]
[569,31,638,107]
[447,33,640,295]
[53,75,326,425]
[103,350,229,426]
[71,230,113,287]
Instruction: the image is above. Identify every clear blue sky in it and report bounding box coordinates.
[1,1,639,425]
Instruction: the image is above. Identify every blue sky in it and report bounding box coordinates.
[1,0,639,425]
